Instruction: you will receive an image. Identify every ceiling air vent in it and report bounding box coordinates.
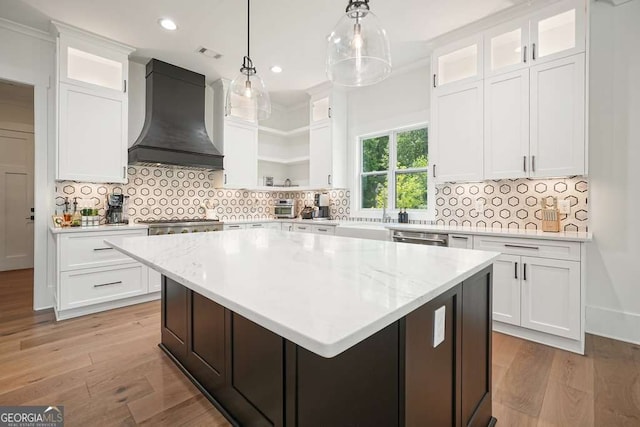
[197,47,222,59]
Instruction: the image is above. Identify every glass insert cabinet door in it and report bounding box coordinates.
[484,19,530,76]
[530,0,586,64]
[433,35,483,88]
[59,36,128,94]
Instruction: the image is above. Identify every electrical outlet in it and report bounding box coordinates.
[475,199,485,214]
[433,306,446,348]
[558,199,571,214]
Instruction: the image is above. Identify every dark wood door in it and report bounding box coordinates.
[162,277,188,363]
[296,322,400,427]
[461,267,493,427]
[230,313,284,426]
[187,292,226,391]
[404,285,461,427]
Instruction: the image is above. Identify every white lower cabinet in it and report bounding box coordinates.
[448,234,473,249]
[312,225,335,235]
[474,235,584,353]
[293,224,313,233]
[491,254,522,326]
[53,228,159,320]
[520,256,580,340]
[223,224,247,231]
[60,264,147,310]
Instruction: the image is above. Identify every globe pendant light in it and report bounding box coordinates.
[327,0,392,87]
[226,0,271,120]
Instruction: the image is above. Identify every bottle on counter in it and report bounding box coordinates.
[81,202,89,227]
[71,197,81,227]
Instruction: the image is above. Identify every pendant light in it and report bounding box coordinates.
[326,0,392,87]
[226,0,271,120]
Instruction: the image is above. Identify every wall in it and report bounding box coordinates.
[347,62,432,218]
[55,166,351,223]
[435,178,589,232]
[0,19,55,310]
[586,0,640,344]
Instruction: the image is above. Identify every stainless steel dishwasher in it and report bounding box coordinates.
[392,230,448,246]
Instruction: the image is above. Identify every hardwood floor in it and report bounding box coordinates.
[1,269,639,426]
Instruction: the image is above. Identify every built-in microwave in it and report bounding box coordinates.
[274,199,295,218]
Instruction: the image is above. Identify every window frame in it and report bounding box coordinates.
[355,122,434,221]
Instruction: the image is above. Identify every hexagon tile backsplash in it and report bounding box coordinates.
[55,166,351,223]
[434,177,588,232]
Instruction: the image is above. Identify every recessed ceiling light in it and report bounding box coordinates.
[270,65,283,73]
[158,18,177,31]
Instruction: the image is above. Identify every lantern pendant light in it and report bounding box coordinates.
[226,0,271,120]
[326,0,392,87]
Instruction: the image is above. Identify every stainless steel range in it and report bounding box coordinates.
[140,219,224,235]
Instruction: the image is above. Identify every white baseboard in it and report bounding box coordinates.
[493,321,584,355]
[586,305,640,345]
[54,292,160,321]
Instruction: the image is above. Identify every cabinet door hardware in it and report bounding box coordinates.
[523,263,527,281]
[505,244,539,250]
[523,156,527,172]
[532,155,536,172]
[433,74,437,88]
[451,236,468,240]
[123,166,126,179]
[532,43,537,60]
[317,228,328,232]
[523,46,527,63]
[515,262,518,279]
[93,247,114,251]
[433,164,437,178]
[224,174,228,185]
[124,80,127,93]
[328,174,332,185]
[94,281,122,288]
[328,107,332,119]
[298,227,307,230]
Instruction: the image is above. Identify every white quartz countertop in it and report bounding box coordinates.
[49,224,149,234]
[385,224,592,242]
[106,229,499,358]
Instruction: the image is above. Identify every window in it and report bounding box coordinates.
[360,126,429,211]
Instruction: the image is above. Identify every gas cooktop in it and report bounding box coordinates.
[139,219,221,225]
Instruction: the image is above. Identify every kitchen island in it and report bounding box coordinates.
[106,229,499,427]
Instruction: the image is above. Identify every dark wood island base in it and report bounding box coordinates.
[159,266,496,427]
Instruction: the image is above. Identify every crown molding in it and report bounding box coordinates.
[0,17,54,43]
[51,20,135,53]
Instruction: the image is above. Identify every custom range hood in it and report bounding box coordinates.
[128,59,223,170]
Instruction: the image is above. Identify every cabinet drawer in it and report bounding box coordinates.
[293,224,312,233]
[60,264,147,310]
[312,225,335,235]
[473,236,580,261]
[224,224,247,231]
[60,230,147,271]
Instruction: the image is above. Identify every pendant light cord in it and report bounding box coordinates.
[247,0,250,59]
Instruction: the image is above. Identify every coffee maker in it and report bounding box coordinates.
[314,192,331,220]
[106,194,129,224]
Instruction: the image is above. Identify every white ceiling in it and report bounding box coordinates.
[7,0,526,105]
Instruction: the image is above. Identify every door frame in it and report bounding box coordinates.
[0,50,54,310]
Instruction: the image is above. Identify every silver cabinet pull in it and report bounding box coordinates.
[123,166,126,179]
[317,228,328,232]
[532,155,536,172]
[94,281,122,288]
[395,237,447,244]
[251,224,262,228]
[505,244,539,250]
[523,156,527,173]
[328,107,332,119]
[523,263,527,281]
[124,80,127,93]
[532,43,537,60]
[523,46,527,63]
[433,74,437,88]
[515,262,518,279]
[93,247,114,251]
[451,236,468,240]
[298,227,307,230]
[224,174,228,185]
[433,164,437,178]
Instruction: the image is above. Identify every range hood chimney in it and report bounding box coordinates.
[128,59,223,170]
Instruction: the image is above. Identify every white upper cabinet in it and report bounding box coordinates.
[484,19,530,77]
[433,36,483,89]
[307,87,347,188]
[53,22,134,183]
[431,80,484,183]
[221,119,258,188]
[530,0,586,65]
[530,53,585,178]
[484,69,530,179]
